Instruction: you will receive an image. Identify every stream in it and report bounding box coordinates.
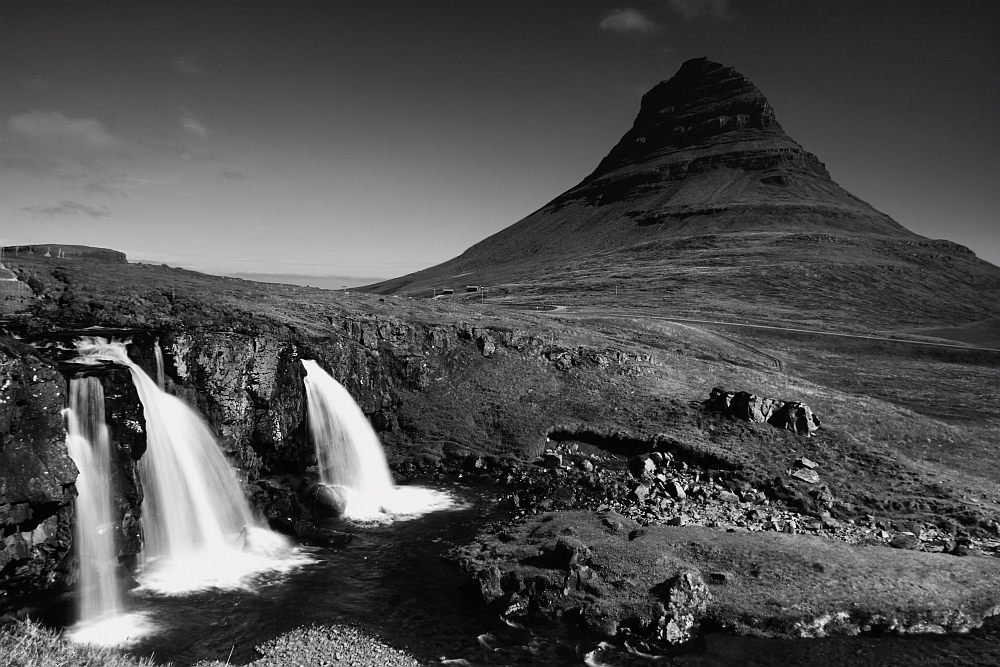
[49,481,1000,666]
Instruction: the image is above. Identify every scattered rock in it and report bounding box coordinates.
[791,468,820,484]
[543,452,563,469]
[890,532,921,550]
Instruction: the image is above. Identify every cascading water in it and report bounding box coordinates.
[65,377,152,646]
[153,339,165,390]
[302,359,453,520]
[74,338,301,595]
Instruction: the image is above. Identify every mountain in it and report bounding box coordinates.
[364,58,1000,331]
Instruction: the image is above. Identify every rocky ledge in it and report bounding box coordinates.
[454,510,1000,647]
[446,439,1000,648]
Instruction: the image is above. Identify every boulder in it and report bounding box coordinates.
[306,483,349,518]
[705,387,820,436]
[769,401,821,436]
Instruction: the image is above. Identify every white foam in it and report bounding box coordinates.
[136,529,310,595]
[66,612,156,647]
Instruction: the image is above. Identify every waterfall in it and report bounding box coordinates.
[66,378,120,622]
[302,360,453,520]
[65,378,152,646]
[74,338,300,595]
[153,339,165,390]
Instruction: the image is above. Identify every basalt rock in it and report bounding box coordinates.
[0,342,76,615]
[705,387,820,436]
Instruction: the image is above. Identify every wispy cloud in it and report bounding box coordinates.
[84,182,130,198]
[23,200,111,219]
[667,0,731,20]
[180,111,209,140]
[174,56,200,74]
[600,8,660,33]
[7,111,120,149]
[221,168,252,180]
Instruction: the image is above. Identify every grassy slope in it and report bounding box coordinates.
[3,254,999,534]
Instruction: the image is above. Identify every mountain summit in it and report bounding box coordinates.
[562,57,906,235]
[366,58,999,329]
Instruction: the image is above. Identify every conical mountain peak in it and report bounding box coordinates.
[360,59,1000,329]
[588,58,799,181]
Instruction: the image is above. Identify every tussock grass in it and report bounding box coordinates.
[0,620,159,667]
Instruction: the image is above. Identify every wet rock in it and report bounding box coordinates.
[292,519,353,547]
[306,483,349,518]
[463,565,504,604]
[667,481,687,500]
[653,570,711,644]
[0,344,77,614]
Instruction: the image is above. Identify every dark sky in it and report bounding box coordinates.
[2,0,998,279]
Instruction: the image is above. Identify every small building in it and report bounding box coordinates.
[466,285,481,293]
[441,288,454,295]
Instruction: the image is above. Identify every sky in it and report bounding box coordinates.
[2,0,998,284]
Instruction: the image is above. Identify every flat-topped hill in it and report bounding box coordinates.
[1,244,127,262]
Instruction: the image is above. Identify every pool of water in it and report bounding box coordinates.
[52,481,1000,666]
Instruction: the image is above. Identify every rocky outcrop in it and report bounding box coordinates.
[454,510,1000,644]
[0,340,76,615]
[705,387,820,436]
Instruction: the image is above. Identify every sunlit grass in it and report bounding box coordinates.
[0,620,159,667]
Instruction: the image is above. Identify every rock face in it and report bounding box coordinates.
[454,511,1000,644]
[705,387,820,436]
[0,341,76,615]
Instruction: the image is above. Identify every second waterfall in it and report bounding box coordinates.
[302,360,452,520]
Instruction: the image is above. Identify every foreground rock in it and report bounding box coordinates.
[0,341,76,616]
[454,511,1000,645]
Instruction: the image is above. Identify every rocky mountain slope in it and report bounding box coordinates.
[364,58,1000,330]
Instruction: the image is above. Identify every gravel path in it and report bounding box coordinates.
[195,624,426,667]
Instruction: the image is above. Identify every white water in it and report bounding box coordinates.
[74,338,302,596]
[302,359,453,521]
[64,378,153,647]
[153,339,165,389]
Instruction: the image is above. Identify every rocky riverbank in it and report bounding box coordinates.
[440,440,1000,648]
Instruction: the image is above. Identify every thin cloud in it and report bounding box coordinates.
[84,182,129,198]
[600,8,660,33]
[24,200,111,219]
[180,111,209,140]
[221,168,252,180]
[667,0,731,20]
[7,111,119,149]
